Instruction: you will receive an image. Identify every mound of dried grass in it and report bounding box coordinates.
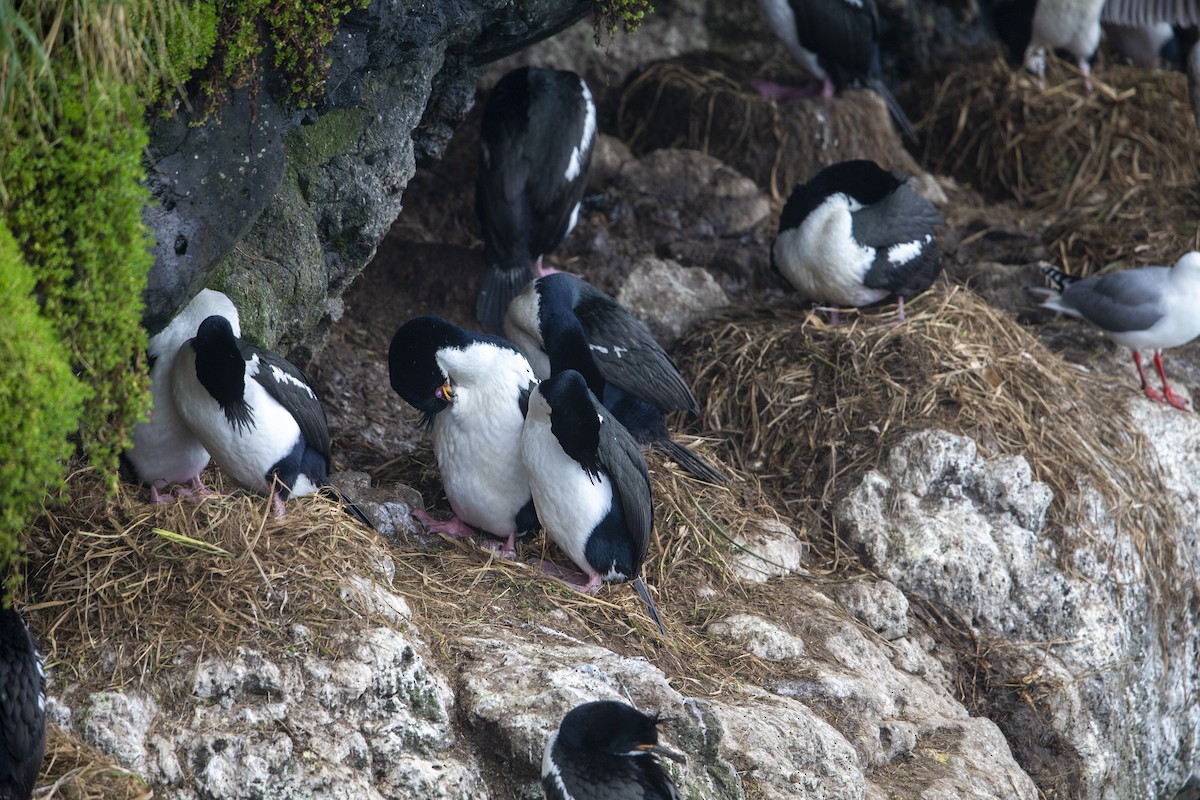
[375,438,814,693]
[38,724,149,800]
[918,57,1200,217]
[675,287,1181,585]
[21,470,393,690]
[616,52,921,200]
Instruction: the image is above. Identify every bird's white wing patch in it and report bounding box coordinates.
[887,237,925,266]
[564,81,596,182]
[270,363,316,399]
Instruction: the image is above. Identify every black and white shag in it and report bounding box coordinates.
[521,370,667,635]
[0,582,46,800]
[170,315,370,525]
[504,273,726,484]
[772,159,944,322]
[755,0,918,141]
[124,289,240,503]
[542,700,684,800]
[475,65,597,333]
[388,316,538,554]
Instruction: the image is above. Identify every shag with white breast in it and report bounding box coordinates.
[1031,252,1200,410]
[388,316,538,555]
[0,580,45,800]
[124,289,239,503]
[505,273,725,484]
[521,370,667,635]
[475,66,597,333]
[772,159,944,323]
[754,0,917,141]
[170,315,371,525]
[542,700,684,800]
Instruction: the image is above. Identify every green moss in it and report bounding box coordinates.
[130,0,220,108]
[593,0,654,41]
[2,71,152,489]
[199,0,370,114]
[0,221,85,575]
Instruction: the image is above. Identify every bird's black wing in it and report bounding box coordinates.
[787,0,879,76]
[476,70,536,269]
[574,283,700,415]
[242,342,331,458]
[1101,0,1200,26]
[0,611,45,798]
[525,70,594,257]
[594,402,653,574]
[857,183,945,296]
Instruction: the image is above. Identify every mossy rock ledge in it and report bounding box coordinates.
[143,0,590,360]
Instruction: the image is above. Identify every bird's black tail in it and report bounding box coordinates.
[655,438,728,485]
[477,263,534,334]
[632,576,668,637]
[1041,264,1078,293]
[319,486,377,531]
[867,76,918,145]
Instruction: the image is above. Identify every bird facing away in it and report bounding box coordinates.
[772,159,944,323]
[542,700,684,800]
[170,315,371,525]
[1032,252,1200,410]
[754,0,918,142]
[475,66,597,333]
[521,370,667,635]
[505,273,726,485]
[388,316,538,555]
[124,289,240,503]
[0,583,46,800]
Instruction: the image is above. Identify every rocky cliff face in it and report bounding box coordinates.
[142,0,589,359]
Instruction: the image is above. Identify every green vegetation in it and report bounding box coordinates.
[0,0,375,576]
[593,0,654,41]
[199,0,369,113]
[0,220,85,584]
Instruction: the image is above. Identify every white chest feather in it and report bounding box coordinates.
[1030,0,1104,56]
[775,197,889,307]
[432,389,531,536]
[171,348,303,494]
[521,413,612,576]
[128,349,211,484]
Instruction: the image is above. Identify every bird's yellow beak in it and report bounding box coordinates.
[436,380,454,402]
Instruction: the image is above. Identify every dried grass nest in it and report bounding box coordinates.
[674,286,1185,597]
[14,286,1189,720]
[916,56,1200,273]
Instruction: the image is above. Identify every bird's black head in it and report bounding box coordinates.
[780,160,903,231]
[539,370,603,482]
[192,315,251,429]
[557,701,665,756]
[388,316,516,423]
[533,275,608,396]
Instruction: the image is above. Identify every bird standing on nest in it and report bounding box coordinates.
[475,66,596,334]
[771,160,944,324]
[505,273,726,485]
[171,315,372,526]
[388,316,538,556]
[753,0,918,142]
[124,289,240,504]
[1020,0,1200,95]
[1,580,45,800]
[521,370,668,636]
[1031,252,1200,410]
[542,700,684,800]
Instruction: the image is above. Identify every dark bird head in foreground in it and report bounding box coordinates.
[542,700,684,800]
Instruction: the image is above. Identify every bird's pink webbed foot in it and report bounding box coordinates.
[536,560,603,594]
[477,531,518,559]
[412,508,478,540]
[148,480,172,505]
[187,475,218,497]
[271,490,287,520]
[534,256,573,279]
